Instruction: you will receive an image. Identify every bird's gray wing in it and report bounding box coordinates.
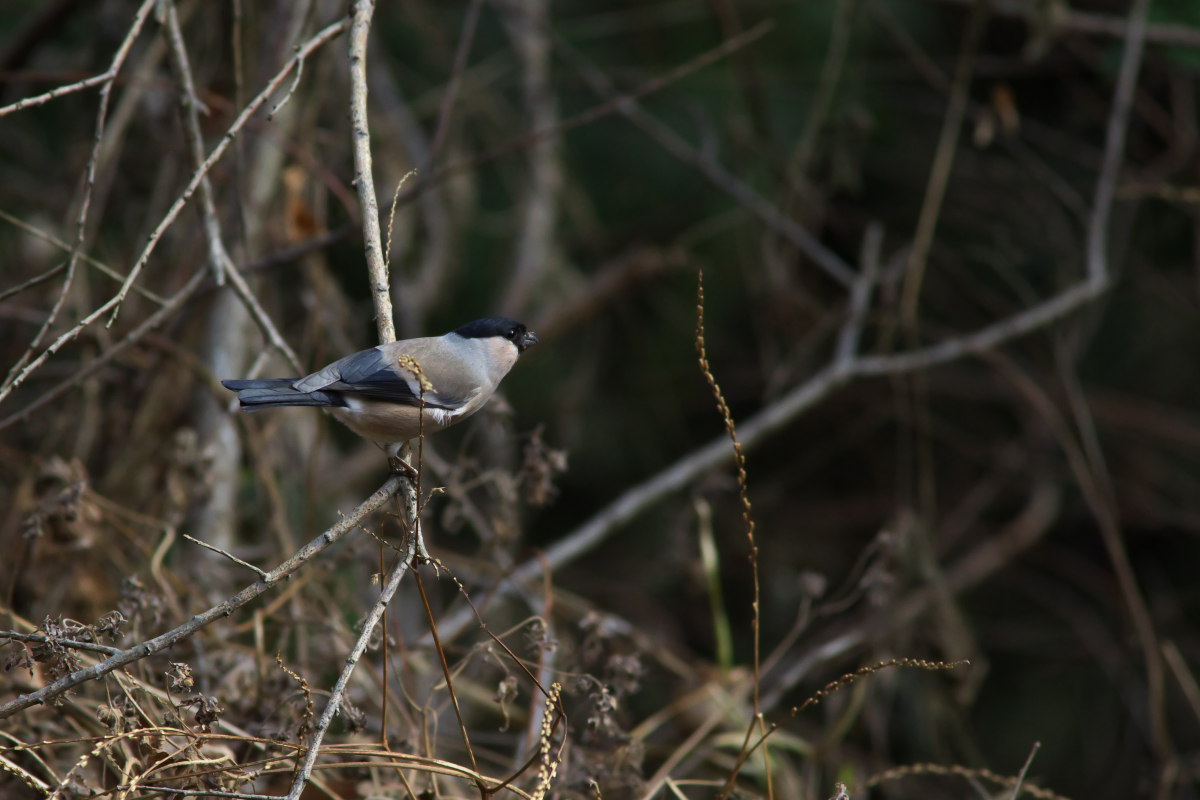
[292,343,474,410]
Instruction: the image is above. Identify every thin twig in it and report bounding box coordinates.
[181,534,269,580]
[927,0,1200,48]
[899,0,990,326]
[1085,0,1148,283]
[0,0,150,120]
[220,257,303,373]
[1009,741,1041,800]
[162,0,227,286]
[0,631,122,657]
[0,260,67,303]
[0,72,115,118]
[834,222,883,370]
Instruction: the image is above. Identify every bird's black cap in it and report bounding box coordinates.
[453,317,539,351]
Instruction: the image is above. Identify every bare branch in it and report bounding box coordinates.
[0,0,156,399]
[1085,0,1149,282]
[0,18,348,408]
[0,631,122,657]
[0,230,348,433]
[428,0,1151,637]
[348,0,394,344]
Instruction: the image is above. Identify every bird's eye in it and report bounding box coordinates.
[508,328,517,337]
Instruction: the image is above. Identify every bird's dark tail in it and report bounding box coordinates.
[221,379,344,410]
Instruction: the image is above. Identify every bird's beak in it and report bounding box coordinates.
[519,330,540,352]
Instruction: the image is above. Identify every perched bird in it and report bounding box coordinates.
[221,317,538,459]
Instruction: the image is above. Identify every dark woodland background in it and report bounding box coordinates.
[2,0,1200,798]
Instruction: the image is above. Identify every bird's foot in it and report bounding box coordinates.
[388,455,419,481]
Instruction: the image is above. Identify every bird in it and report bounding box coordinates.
[221,317,539,466]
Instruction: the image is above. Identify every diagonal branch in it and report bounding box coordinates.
[0,17,347,409]
[0,475,402,720]
[285,529,420,800]
[553,33,857,288]
[427,0,1149,644]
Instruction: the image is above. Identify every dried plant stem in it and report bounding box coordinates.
[414,569,485,791]
[867,760,1071,800]
[695,271,766,795]
[0,476,402,720]
[720,659,969,797]
[790,658,969,716]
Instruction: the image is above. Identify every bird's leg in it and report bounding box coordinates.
[383,442,429,561]
[383,441,419,481]
[387,454,419,481]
